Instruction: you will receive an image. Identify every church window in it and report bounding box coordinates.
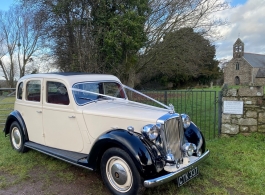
[235,62,239,70]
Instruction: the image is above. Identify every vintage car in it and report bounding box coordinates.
[4,73,209,195]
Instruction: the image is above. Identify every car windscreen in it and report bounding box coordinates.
[72,81,126,105]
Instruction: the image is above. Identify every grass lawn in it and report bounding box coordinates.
[0,132,264,194]
[0,89,264,194]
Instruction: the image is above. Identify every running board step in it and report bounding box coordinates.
[24,141,92,170]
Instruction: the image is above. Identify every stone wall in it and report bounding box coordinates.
[221,86,265,135]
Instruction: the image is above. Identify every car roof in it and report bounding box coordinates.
[18,73,122,86]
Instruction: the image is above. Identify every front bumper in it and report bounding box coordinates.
[144,150,210,188]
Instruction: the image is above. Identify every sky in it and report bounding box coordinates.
[215,0,265,60]
[0,0,16,11]
[0,0,264,62]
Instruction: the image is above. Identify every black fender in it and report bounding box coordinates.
[184,122,206,153]
[87,129,161,178]
[4,110,29,141]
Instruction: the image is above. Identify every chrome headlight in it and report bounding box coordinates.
[181,114,191,129]
[181,143,196,156]
[142,124,159,141]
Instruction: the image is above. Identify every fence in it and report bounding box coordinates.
[0,88,219,140]
[134,89,219,140]
[0,88,16,130]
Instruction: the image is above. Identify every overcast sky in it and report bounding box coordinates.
[215,0,265,60]
[1,0,264,61]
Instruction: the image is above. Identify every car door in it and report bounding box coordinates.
[42,79,84,152]
[16,79,45,145]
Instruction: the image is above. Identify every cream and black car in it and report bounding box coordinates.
[4,73,209,195]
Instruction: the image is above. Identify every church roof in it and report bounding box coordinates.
[256,68,265,78]
[243,53,265,68]
[234,38,244,46]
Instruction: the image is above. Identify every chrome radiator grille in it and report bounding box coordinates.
[163,116,184,160]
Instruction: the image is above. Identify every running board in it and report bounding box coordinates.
[24,141,93,171]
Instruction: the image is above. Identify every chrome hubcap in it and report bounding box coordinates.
[106,156,133,192]
[11,127,21,149]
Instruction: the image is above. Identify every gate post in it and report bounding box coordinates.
[218,91,223,135]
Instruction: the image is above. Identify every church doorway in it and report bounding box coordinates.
[235,76,240,85]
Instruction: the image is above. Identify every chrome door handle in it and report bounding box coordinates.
[36,111,42,113]
[68,116,75,118]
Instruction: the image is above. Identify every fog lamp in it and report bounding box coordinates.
[182,143,196,157]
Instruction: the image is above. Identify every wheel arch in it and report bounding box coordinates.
[4,110,29,141]
[87,129,157,178]
[184,121,206,153]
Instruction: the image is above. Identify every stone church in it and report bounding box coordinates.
[224,38,265,85]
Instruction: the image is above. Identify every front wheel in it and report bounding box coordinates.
[9,121,28,153]
[100,147,144,195]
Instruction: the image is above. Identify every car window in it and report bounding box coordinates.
[17,82,23,100]
[72,82,125,105]
[26,80,41,102]
[47,81,69,105]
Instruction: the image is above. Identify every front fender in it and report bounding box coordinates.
[87,129,160,178]
[184,122,206,153]
[4,110,28,141]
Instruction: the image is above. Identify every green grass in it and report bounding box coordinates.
[144,133,265,195]
[1,131,264,194]
[1,89,264,194]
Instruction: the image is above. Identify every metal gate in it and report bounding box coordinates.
[0,88,220,140]
[137,89,219,140]
[0,88,16,130]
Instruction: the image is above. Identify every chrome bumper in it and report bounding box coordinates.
[144,150,210,188]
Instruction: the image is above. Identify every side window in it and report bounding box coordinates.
[26,80,41,102]
[47,81,69,105]
[17,82,23,100]
[235,62,239,70]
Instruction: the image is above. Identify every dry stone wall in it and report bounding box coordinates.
[221,86,265,135]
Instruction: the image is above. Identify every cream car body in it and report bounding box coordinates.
[4,73,209,195]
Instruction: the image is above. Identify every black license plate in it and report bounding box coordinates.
[177,166,199,187]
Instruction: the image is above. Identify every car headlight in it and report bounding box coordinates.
[181,143,196,156]
[142,124,159,141]
[181,114,191,129]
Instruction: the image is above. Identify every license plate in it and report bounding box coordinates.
[177,166,199,187]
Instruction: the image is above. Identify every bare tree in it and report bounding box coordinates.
[136,0,229,81]
[0,9,19,87]
[0,4,47,87]
[145,0,228,47]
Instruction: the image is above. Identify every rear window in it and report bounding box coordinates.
[17,82,23,100]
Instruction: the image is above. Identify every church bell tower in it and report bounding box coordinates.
[233,38,244,58]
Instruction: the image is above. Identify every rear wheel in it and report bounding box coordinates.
[100,147,144,195]
[10,121,28,153]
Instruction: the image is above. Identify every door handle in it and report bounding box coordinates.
[68,116,75,118]
[36,111,42,113]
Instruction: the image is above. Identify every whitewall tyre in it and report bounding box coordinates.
[100,147,144,195]
[10,121,28,153]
